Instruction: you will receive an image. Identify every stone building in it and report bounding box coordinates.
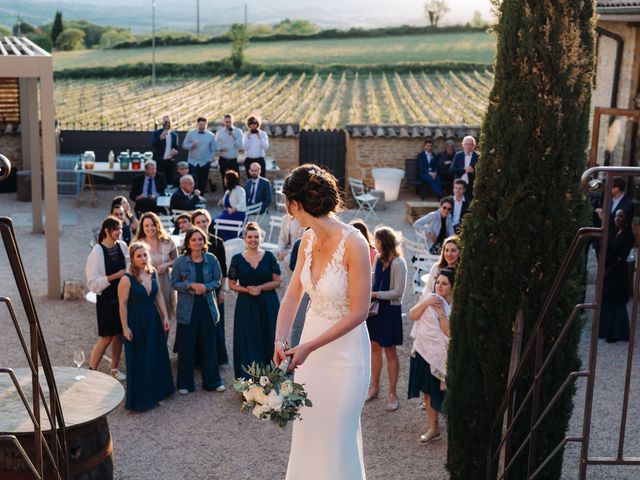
[592,1,640,168]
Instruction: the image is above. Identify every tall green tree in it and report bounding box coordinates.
[228,23,249,70]
[445,1,595,478]
[51,11,64,45]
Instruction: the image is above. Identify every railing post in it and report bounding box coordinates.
[527,328,544,477]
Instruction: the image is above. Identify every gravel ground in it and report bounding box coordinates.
[0,189,637,479]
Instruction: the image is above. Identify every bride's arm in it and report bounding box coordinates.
[285,232,371,370]
[273,232,310,364]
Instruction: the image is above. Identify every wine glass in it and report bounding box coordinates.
[73,350,86,381]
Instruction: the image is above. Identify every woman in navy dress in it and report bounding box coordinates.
[229,222,282,379]
[214,170,247,241]
[366,226,407,412]
[118,242,174,411]
[171,227,225,394]
[599,210,635,342]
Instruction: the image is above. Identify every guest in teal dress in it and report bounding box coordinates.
[229,222,282,379]
[171,227,225,395]
[118,242,174,412]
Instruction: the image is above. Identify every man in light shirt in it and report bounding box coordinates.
[151,115,180,186]
[450,135,479,201]
[215,113,243,184]
[242,115,269,178]
[451,179,469,234]
[182,116,217,194]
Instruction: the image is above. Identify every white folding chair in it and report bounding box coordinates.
[245,202,263,225]
[404,238,437,294]
[273,180,286,211]
[214,219,244,239]
[224,237,246,261]
[260,215,284,253]
[348,177,380,222]
[157,215,175,233]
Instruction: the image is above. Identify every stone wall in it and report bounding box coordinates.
[592,21,640,168]
[0,131,22,171]
[345,136,464,188]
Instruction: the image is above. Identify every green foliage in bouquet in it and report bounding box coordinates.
[234,361,312,429]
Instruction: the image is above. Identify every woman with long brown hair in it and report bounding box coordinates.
[85,216,128,380]
[133,212,177,319]
[366,226,407,412]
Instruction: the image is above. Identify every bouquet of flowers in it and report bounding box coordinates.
[233,359,312,428]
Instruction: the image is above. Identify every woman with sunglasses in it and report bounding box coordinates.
[242,115,269,178]
[413,196,455,255]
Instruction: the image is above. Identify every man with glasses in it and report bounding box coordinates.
[242,115,269,178]
[152,115,180,186]
[215,113,243,184]
[182,116,217,194]
[413,197,455,254]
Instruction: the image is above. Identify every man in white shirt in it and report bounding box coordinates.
[182,116,217,194]
[242,115,269,178]
[215,113,243,184]
[451,179,469,233]
[450,135,479,201]
[245,162,272,214]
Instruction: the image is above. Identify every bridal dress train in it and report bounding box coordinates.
[286,226,371,480]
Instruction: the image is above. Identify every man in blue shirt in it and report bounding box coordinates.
[215,113,243,185]
[182,117,217,194]
[245,162,272,214]
[416,139,442,199]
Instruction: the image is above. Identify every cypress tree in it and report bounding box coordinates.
[51,11,64,45]
[445,1,595,478]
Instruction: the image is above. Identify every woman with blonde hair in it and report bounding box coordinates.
[133,212,177,319]
[86,216,128,380]
[118,242,174,411]
[366,226,407,412]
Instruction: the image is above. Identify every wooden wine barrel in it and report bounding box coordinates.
[0,367,124,479]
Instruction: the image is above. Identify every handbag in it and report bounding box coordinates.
[368,300,379,317]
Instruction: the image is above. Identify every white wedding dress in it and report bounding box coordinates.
[286,226,370,480]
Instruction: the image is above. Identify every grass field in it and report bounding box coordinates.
[55,70,494,130]
[53,32,496,71]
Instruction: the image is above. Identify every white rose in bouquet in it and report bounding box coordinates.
[243,384,263,403]
[266,390,285,412]
[252,404,271,419]
[259,376,270,387]
[280,381,293,397]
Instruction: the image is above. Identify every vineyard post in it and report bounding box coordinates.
[152,0,156,87]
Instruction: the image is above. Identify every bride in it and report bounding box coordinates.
[274,164,371,480]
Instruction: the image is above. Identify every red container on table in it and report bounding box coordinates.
[131,158,141,170]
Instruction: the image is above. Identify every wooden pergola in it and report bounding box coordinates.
[1,37,60,298]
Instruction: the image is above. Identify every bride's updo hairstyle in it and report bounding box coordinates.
[282,164,343,217]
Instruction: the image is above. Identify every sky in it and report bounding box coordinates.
[4,0,495,31]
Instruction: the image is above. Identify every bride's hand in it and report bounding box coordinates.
[273,340,288,366]
[285,343,313,372]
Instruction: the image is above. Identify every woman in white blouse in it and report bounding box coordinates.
[242,115,269,177]
[215,169,247,241]
[85,216,130,380]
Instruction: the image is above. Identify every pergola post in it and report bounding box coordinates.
[25,78,43,233]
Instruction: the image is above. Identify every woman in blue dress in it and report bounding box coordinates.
[171,227,225,395]
[214,170,247,241]
[366,226,407,412]
[118,242,174,411]
[229,222,282,379]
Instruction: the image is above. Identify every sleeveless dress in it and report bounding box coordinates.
[96,243,125,337]
[286,226,371,480]
[123,272,174,411]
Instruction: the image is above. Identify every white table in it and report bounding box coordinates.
[75,162,145,207]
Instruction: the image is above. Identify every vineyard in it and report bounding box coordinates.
[55,70,494,130]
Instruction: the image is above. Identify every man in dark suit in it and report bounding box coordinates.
[151,115,180,188]
[416,138,442,199]
[170,174,202,212]
[451,179,469,234]
[130,160,167,216]
[450,135,479,202]
[595,176,635,233]
[245,162,272,214]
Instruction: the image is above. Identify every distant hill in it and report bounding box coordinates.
[3,0,430,33]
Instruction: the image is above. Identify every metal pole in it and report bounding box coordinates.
[197,0,200,38]
[244,4,248,26]
[152,0,156,87]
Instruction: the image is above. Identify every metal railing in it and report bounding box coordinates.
[486,166,640,480]
[0,217,69,479]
